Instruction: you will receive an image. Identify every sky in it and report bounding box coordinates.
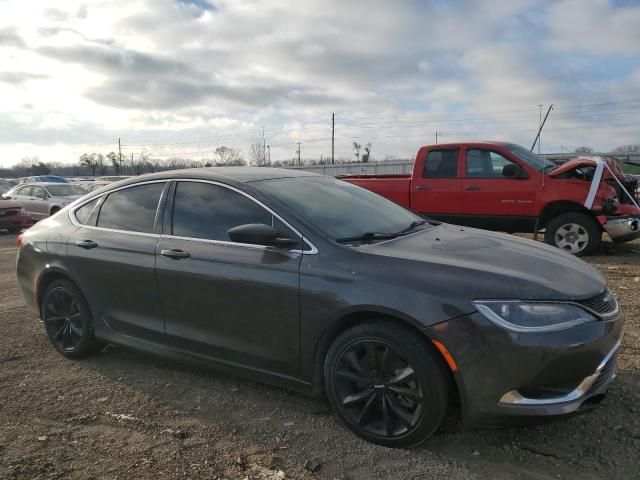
[0,0,639,166]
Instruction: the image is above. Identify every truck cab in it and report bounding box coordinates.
[342,141,640,256]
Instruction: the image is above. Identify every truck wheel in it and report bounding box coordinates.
[544,212,601,256]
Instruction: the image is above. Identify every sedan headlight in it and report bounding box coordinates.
[473,300,596,333]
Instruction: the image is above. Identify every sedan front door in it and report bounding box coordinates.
[155,180,303,377]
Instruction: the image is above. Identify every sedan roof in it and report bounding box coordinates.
[114,167,319,186]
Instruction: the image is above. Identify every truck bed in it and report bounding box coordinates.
[338,174,411,207]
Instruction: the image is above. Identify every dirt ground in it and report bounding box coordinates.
[1,232,639,480]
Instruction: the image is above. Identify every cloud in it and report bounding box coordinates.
[0,27,26,48]
[547,0,640,55]
[0,0,638,165]
[0,71,48,85]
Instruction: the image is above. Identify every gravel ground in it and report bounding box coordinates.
[0,232,639,480]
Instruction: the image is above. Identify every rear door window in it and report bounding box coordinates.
[423,150,459,178]
[97,183,165,233]
[466,149,517,178]
[171,181,273,241]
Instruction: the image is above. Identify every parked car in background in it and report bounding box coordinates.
[97,176,131,181]
[4,183,87,220]
[16,168,622,447]
[85,181,112,192]
[1,179,16,192]
[18,175,68,184]
[341,142,640,256]
[0,197,32,233]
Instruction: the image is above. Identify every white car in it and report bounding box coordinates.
[4,182,87,220]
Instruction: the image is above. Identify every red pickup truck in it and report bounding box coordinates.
[341,141,640,255]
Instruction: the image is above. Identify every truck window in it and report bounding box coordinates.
[466,149,516,178]
[423,150,458,178]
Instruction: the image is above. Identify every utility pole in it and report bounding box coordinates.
[331,112,335,165]
[262,127,266,163]
[296,142,301,165]
[131,153,134,176]
[267,145,271,164]
[435,130,438,144]
[118,138,122,175]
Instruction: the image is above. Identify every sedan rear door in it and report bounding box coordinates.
[67,181,168,343]
[155,180,303,377]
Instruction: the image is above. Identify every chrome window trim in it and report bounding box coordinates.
[69,177,319,255]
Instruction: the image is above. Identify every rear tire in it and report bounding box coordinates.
[41,279,104,358]
[49,207,60,216]
[544,212,601,256]
[324,321,449,448]
[7,227,21,234]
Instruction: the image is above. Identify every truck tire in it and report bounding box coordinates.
[544,212,601,256]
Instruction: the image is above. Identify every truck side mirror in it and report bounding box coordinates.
[502,164,529,179]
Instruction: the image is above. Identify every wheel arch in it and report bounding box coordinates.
[310,309,460,405]
[36,267,82,315]
[538,201,600,229]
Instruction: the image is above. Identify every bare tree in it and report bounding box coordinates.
[215,146,245,166]
[574,146,594,154]
[79,154,97,176]
[353,142,361,162]
[611,144,640,154]
[362,143,372,163]
[106,152,119,174]
[249,140,268,166]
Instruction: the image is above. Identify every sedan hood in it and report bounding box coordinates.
[361,223,605,301]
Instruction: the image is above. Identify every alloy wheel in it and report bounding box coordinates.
[43,287,84,351]
[332,340,425,438]
[554,222,589,254]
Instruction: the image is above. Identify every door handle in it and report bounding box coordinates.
[464,186,481,191]
[75,240,98,249]
[160,249,191,259]
[415,185,430,191]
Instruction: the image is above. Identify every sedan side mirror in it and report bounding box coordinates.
[227,223,300,248]
[502,164,529,179]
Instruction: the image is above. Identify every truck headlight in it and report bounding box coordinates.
[473,300,596,332]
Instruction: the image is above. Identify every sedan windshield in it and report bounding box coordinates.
[46,185,87,196]
[504,143,552,172]
[256,176,426,241]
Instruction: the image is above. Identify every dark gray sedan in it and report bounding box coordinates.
[16,168,623,447]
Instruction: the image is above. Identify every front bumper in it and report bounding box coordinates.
[603,216,640,243]
[426,310,623,428]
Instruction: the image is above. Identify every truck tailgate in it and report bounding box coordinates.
[340,175,412,207]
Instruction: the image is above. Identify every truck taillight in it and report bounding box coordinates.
[16,232,24,247]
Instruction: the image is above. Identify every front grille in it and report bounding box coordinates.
[0,209,18,217]
[578,290,618,317]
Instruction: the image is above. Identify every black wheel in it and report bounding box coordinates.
[7,226,21,234]
[41,279,103,358]
[544,212,601,256]
[324,322,449,448]
[50,207,60,216]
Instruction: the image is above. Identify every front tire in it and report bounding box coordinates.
[41,279,103,358]
[544,212,601,256]
[324,321,449,448]
[49,206,60,216]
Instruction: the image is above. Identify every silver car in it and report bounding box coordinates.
[4,183,87,220]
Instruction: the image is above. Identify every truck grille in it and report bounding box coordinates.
[578,290,618,317]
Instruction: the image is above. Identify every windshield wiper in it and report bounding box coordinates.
[395,219,427,235]
[336,232,400,243]
[336,220,430,244]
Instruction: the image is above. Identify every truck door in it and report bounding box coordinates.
[460,148,537,232]
[410,148,462,218]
